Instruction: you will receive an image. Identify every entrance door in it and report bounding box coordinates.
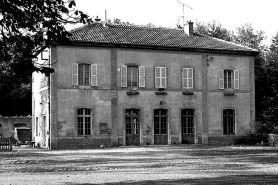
[181,109,194,144]
[154,109,168,145]
[126,109,140,145]
[42,116,46,146]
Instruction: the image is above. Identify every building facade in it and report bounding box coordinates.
[32,23,258,149]
[0,116,31,139]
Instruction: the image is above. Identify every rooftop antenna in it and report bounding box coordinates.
[177,0,193,28]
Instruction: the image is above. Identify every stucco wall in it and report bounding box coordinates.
[45,45,255,149]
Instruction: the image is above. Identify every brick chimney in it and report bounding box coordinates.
[188,21,194,36]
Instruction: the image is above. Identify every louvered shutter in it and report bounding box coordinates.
[121,66,127,87]
[188,68,193,88]
[139,66,145,87]
[219,69,224,89]
[72,63,78,85]
[161,67,167,88]
[234,70,239,89]
[182,68,187,88]
[155,67,160,88]
[91,64,98,86]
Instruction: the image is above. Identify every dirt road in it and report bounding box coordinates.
[1,145,278,184]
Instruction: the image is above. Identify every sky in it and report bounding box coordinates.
[74,0,278,45]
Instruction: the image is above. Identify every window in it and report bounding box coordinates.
[155,67,167,88]
[154,109,167,135]
[181,109,194,134]
[182,68,193,88]
[77,108,91,136]
[78,64,90,85]
[72,63,98,86]
[223,109,235,134]
[219,69,239,89]
[121,66,145,87]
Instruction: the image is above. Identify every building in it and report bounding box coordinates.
[32,22,258,149]
[0,116,31,139]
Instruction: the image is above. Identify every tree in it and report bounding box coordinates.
[194,20,233,41]
[0,0,92,116]
[262,32,278,133]
[0,0,92,76]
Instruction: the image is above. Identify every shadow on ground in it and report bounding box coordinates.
[66,175,278,185]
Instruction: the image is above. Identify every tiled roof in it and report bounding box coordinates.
[69,24,258,54]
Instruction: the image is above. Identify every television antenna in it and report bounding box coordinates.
[177,0,193,28]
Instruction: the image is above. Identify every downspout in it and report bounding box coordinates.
[48,48,51,150]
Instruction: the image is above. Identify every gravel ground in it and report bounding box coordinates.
[0,145,278,185]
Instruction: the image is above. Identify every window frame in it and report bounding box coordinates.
[155,67,167,88]
[77,108,92,136]
[182,68,194,89]
[121,65,145,88]
[72,63,98,86]
[223,109,236,135]
[219,69,239,90]
[78,63,90,86]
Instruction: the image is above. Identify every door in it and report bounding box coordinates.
[154,109,168,145]
[181,109,194,144]
[126,109,140,145]
[42,116,46,146]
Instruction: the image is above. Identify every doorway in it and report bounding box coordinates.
[154,109,168,145]
[125,109,140,145]
[181,109,194,144]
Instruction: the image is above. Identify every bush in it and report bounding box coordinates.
[236,131,268,145]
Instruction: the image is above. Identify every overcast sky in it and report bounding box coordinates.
[74,0,278,45]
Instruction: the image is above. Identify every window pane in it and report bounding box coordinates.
[78,117,83,135]
[127,67,138,87]
[223,109,235,134]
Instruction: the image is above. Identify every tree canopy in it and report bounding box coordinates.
[0,0,92,116]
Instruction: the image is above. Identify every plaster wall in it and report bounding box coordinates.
[46,45,255,149]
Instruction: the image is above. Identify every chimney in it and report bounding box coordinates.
[188,21,194,36]
[95,16,101,22]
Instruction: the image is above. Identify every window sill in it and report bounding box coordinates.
[224,89,235,96]
[127,91,139,95]
[182,89,194,95]
[155,91,167,95]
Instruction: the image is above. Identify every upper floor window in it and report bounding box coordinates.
[219,69,239,89]
[72,63,98,86]
[182,68,193,89]
[77,108,92,136]
[155,67,167,88]
[223,109,235,135]
[78,64,90,85]
[121,66,145,87]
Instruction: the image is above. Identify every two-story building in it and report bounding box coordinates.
[32,22,258,149]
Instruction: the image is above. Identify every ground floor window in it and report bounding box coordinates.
[181,109,194,134]
[154,109,167,135]
[223,109,235,134]
[77,108,91,136]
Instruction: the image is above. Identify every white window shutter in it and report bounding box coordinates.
[155,67,160,88]
[91,64,98,86]
[72,63,78,85]
[219,69,224,89]
[121,66,127,87]
[234,70,239,89]
[188,68,193,88]
[182,68,187,88]
[139,66,145,87]
[161,67,167,88]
